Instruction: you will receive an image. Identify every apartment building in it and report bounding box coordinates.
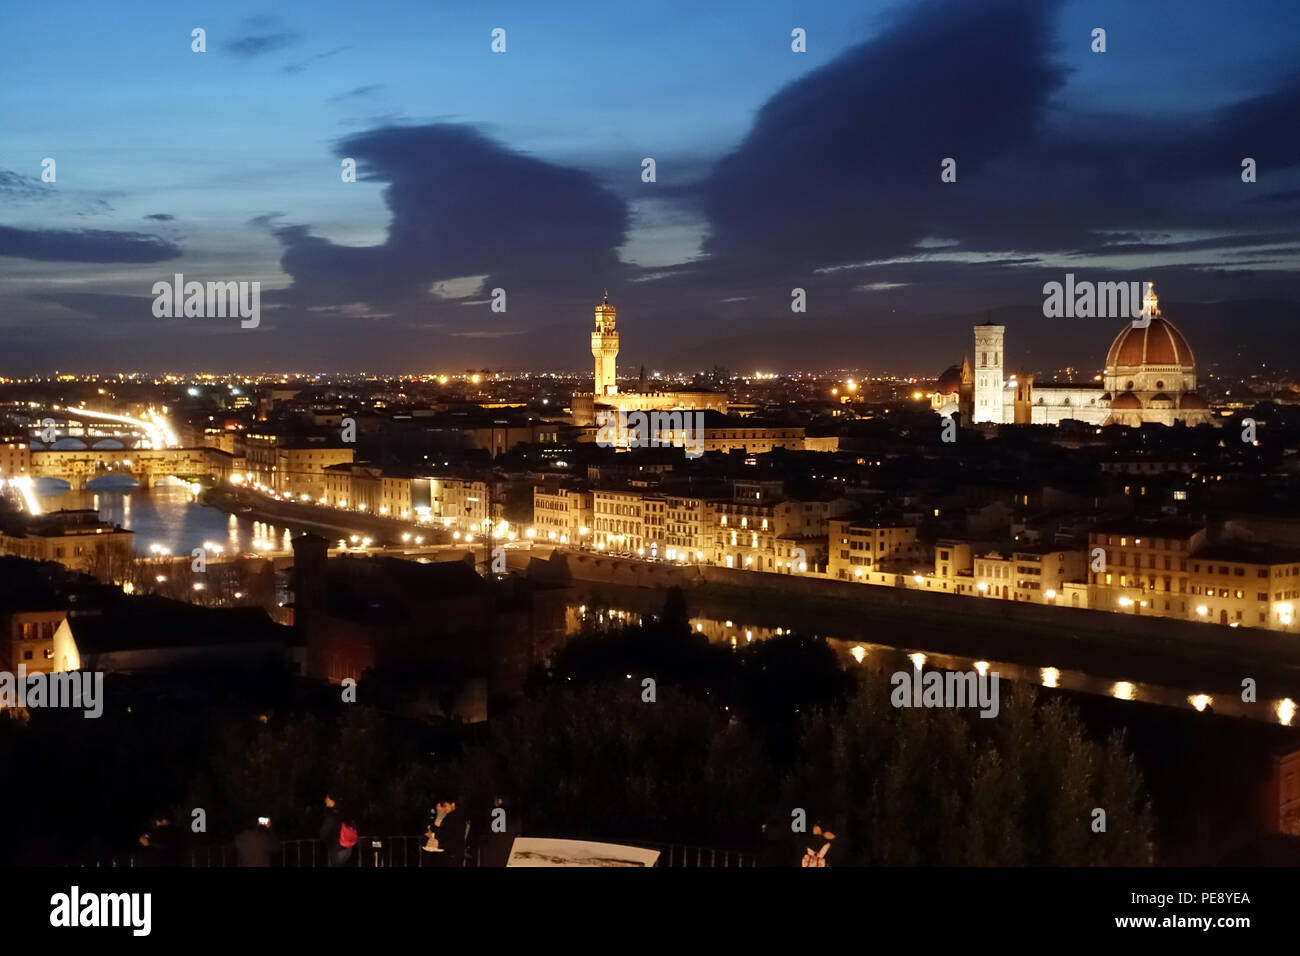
[0,440,32,478]
[2,610,76,674]
[244,431,353,498]
[662,494,717,562]
[1186,544,1300,630]
[969,548,1087,604]
[277,444,355,500]
[322,462,382,510]
[533,485,593,544]
[719,495,850,572]
[0,510,134,581]
[1088,523,1206,621]
[379,475,413,518]
[427,476,490,528]
[593,488,646,553]
[828,519,925,582]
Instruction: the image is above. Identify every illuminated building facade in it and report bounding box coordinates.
[572,295,727,427]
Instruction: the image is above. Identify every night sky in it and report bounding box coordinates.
[2,0,1298,374]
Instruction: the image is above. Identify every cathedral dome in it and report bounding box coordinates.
[1111,392,1142,410]
[1105,315,1194,369]
[1180,393,1209,410]
[936,364,962,395]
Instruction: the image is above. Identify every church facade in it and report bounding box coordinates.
[932,284,1215,428]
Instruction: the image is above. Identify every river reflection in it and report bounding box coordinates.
[35,477,296,557]
[566,602,1297,727]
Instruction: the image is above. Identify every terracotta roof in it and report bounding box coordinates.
[1105,316,1195,368]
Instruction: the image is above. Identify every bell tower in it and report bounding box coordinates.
[592,291,619,396]
[973,323,1005,424]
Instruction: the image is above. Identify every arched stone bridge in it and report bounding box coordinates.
[30,447,235,490]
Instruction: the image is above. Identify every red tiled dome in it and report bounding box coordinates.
[1111,392,1142,410]
[1105,316,1194,368]
[1180,393,1209,410]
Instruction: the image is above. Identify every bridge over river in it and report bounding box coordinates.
[30,447,235,490]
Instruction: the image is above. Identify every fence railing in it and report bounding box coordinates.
[86,835,757,868]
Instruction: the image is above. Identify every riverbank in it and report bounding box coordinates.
[204,485,451,547]
[540,548,1300,708]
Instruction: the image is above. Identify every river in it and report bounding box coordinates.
[35,476,299,557]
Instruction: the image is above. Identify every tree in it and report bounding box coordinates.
[782,669,1154,865]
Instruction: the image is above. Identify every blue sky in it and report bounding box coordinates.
[1,0,1298,373]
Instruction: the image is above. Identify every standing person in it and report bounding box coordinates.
[235,815,280,867]
[320,794,356,867]
[429,795,466,867]
[150,813,177,867]
[133,831,159,868]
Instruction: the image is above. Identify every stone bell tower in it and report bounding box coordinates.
[973,322,1006,424]
[592,291,619,397]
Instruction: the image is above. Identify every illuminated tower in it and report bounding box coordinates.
[592,291,619,396]
[972,323,1005,424]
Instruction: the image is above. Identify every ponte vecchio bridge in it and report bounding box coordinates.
[30,447,235,490]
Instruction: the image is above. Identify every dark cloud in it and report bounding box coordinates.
[0,226,181,263]
[0,170,44,197]
[692,0,1300,305]
[226,31,300,59]
[143,213,174,221]
[268,124,630,322]
[282,45,349,75]
[701,0,1069,272]
[329,84,386,104]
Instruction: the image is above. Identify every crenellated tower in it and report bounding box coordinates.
[592,291,619,396]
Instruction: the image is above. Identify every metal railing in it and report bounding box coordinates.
[87,835,756,868]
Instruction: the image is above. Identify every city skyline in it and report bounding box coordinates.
[6,0,1300,924]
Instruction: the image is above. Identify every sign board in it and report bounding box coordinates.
[505,838,660,868]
